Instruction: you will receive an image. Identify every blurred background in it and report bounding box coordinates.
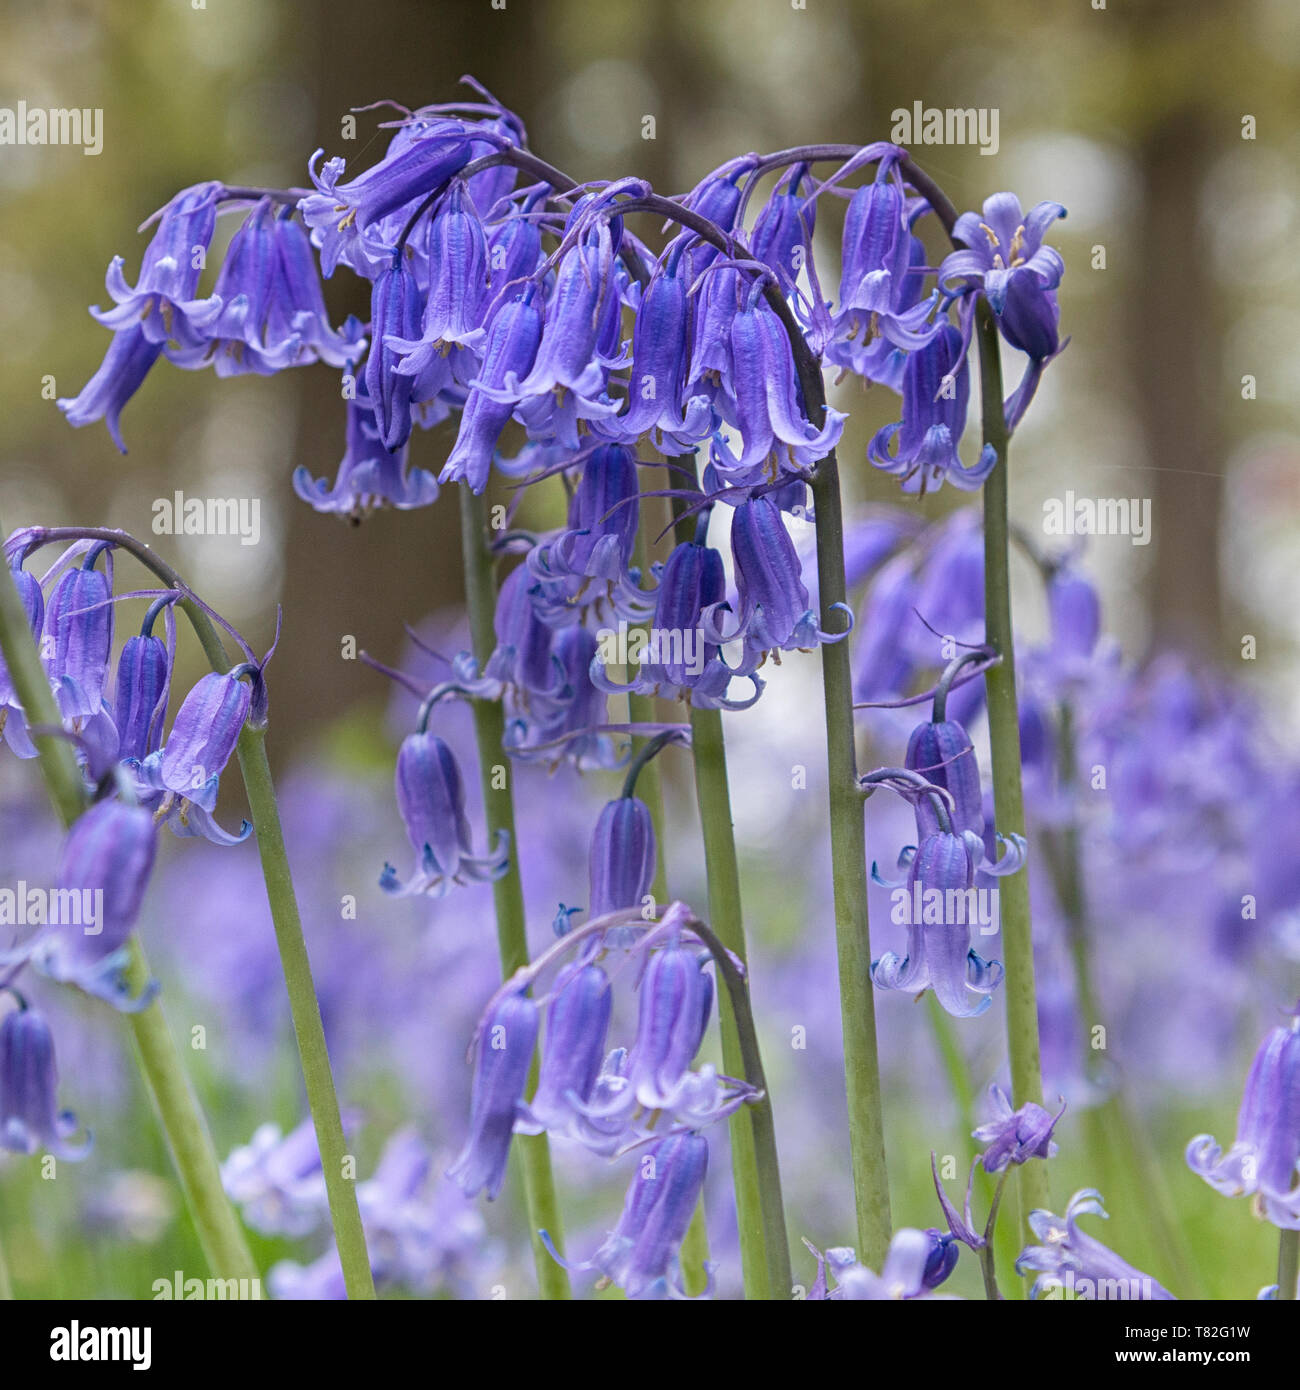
[2,0,1299,1300]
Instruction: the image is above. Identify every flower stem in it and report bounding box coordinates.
[979,1168,1012,1300]
[808,452,893,1269]
[0,546,259,1288]
[458,485,571,1301]
[1278,1229,1299,1300]
[971,300,1050,1235]
[233,725,376,1299]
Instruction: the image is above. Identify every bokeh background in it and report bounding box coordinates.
[2,0,1299,1300]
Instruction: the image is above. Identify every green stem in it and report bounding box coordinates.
[0,547,259,1287]
[808,454,892,1268]
[458,486,571,1301]
[1278,1229,1299,1300]
[687,702,792,1298]
[234,725,375,1299]
[972,300,1050,1234]
[978,1168,1012,1300]
[0,1222,13,1299]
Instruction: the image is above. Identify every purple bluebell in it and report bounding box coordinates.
[23,799,158,1010]
[815,1229,947,1300]
[293,377,438,517]
[1046,566,1102,676]
[301,119,476,278]
[872,829,1004,1017]
[222,1117,330,1237]
[523,961,613,1133]
[1017,1190,1174,1300]
[483,563,563,699]
[868,324,996,494]
[588,796,656,919]
[88,182,222,352]
[56,327,164,455]
[113,603,174,764]
[448,989,538,1199]
[627,936,713,1109]
[905,717,985,840]
[547,1132,709,1299]
[715,284,845,479]
[440,292,543,493]
[750,164,814,291]
[1186,1007,1300,1227]
[157,670,252,806]
[504,625,619,770]
[0,1002,91,1160]
[379,730,508,896]
[366,258,425,451]
[171,199,364,376]
[42,551,113,721]
[973,1083,1064,1172]
[527,444,641,590]
[705,495,847,670]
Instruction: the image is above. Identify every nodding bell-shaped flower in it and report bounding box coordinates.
[88,182,223,353]
[171,199,365,377]
[868,324,997,495]
[448,989,538,1200]
[484,563,564,700]
[527,444,641,592]
[42,551,113,721]
[717,283,846,481]
[440,292,544,493]
[113,604,174,764]
[0,1002,91,1160]
[751,165,815,292]
[293,375,438,517]
[812,1228,949,1300]
[56,326,163,454]
[872,829,1004,1018]
[545,1131,709,1299]
[300,119,476,279]
[18,799,159,1012]
[1016,1189,1174,1300]
[157,670,253,807]
[588,796,656,919]
[704,495,849,672]
[379,731,508,897]
[973,1083,1064,1173]
[905,717,985,841]
[366,257,425,452]
[627,936,714,1109]
[1186,1007,1300,1228]
[523,961,613,1133]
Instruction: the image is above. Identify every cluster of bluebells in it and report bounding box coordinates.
[0,530,270,1163]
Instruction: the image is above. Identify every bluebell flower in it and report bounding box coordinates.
[905,717,985,840]
[483,563,563,700]
[366,258,425,451]
[705,496,848,672]
[440,292,543,493]
[88,182,223,352]
[523,961,613,1133]
[293,376,439,517]
[626,935,713,1109]
[222,1117,331,1238]
[0,1002,91,1160]
[545,1132,709,1299]
[526,443,641,593]
[715,283,845,481]
[1017,1189,1174,1300]
[448,989,538,1199]
[171,199,364,376]
[504,625,619,770]
[1186,1007,1300,1227]
[301,119,476,279]
[379,731,508,896]
[20,799,159,1011]
[113,603,174,764]
[56,326,163,455]
[588,796,656,918]
[157,670,252,804]
[750,164,814,292]
[812,1229,949,1300]
[0,563,45,739]
[868,324,996,494]
[872,829,1004,1017]
[973,1083,1064,1172]
[42,550,113,721]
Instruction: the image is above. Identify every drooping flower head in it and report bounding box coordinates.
[0,1001,92,1160]
[1016,1189,1174,1300]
